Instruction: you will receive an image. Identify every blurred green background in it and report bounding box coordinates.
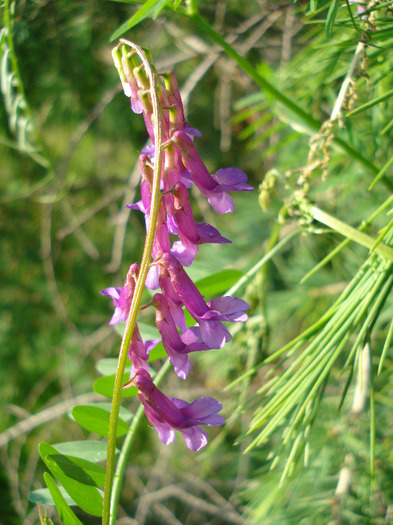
[2,1,393,523]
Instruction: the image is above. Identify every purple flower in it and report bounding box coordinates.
[127,155,154,217]
[171,221,231,267]
[107,48,253,454]
[157,252,249,347]
[100,264,139,325]
[209,168,254,213]
[207,296,249,323]
[128,324,159,376]
[153,293,210,379]
[168,183,231,266]
[171,130,253,213]
[133,369,224,451]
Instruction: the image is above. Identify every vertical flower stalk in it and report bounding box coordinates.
[102,41,164,525]
[102,39,253,523]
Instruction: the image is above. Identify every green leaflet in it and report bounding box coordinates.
[110,0,170,40]
[29,485,76,508]
[44,473,82,525]
[39,443,104,517]
[52,440,109,463]
[194,269,244,296]
[72,405,131,437]
[326,0,340,37]
[93,374,137,398]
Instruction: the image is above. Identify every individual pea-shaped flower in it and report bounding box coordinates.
[131,369,224,451]
[100,263,139,325]
[128,324,159,376]
[169,182,231,266]
[157,252,249,348]
[152,293,210,379]
[172,130,253,214]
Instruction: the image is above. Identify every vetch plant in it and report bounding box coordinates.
[3,2,391,524]
[34,39,252,524]
[100,39,252,523]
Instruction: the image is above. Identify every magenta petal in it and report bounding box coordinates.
[184,125,202,138]
[180,426,208,451]
[126,200,146,213]
[134,370,224,450]
[129,325,157,375]
[180,397,225,425]
[172,354,192,380]
[170,398,189,410]
[100,287,121,301]
[166,213,178,235]
[171,240,198,267]
[145,339,160,354]
[146,266,159,290]
[196,223,231,245]
[198,319,232,348]
[180,170,193,189]
[212,167,251,187]
[156,423,177,445]
[208,296,249,315]
[180,326,203,345]
[226,312,248,322]
[109,308,126,325]
[139,397,176,445]
[170,304,187,333]
[207,192,235,214]
[154,222,171,255]
[154,293,194,379]
[135,371,186,428]
[130,97,143,114]
[141,144,155,157]
[162,253,209,317]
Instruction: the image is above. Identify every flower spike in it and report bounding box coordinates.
[102,40,253,453]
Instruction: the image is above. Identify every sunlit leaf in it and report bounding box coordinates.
[96,357,120,376]
[52,441,108,463]
[194,270,244,296]
[72,405,130,437]
[46,454,106,487]
[43,473,82,524]
[110,0,168,40]
[39,443,103,517]
[93,374,137,398]
[326,0,340,37]
[29,486,76,507]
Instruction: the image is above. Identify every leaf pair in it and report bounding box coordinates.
[30,402,133,521]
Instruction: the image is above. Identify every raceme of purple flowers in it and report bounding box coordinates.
[101,44,253,451]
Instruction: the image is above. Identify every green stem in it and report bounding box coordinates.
[102,41,163,525]
[301,193,393,282]
[309,205,393,262]
[227,226,301,297]
[370,365,376,483]
[109,360,171,524]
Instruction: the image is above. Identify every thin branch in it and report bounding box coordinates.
[0,392,100,447]
[136,485,245,525]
